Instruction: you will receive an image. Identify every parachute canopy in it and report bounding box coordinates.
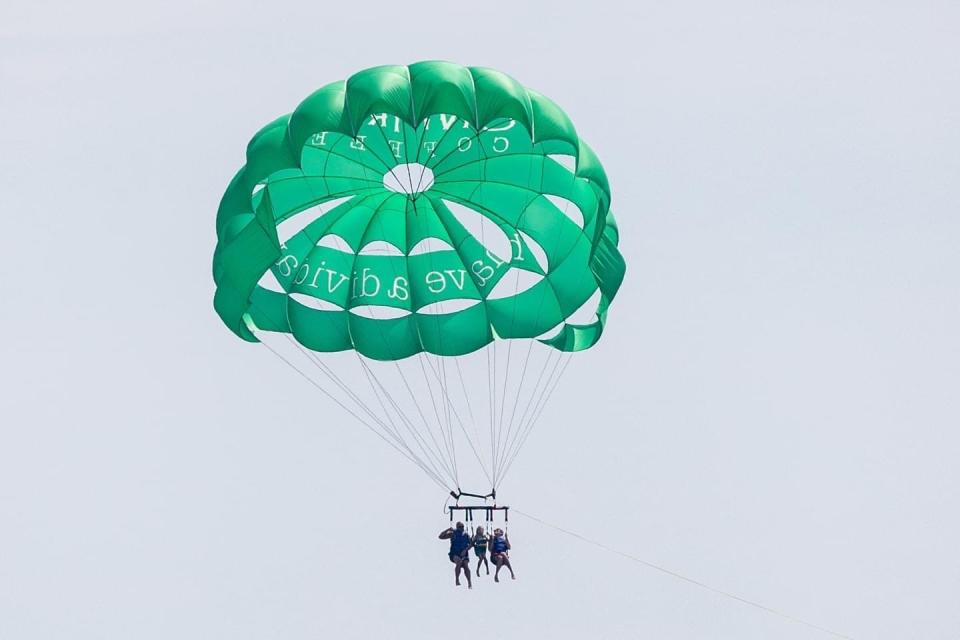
[213,61,624,359]
[212,62,625,494]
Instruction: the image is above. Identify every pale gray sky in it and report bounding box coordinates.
[2,2,958,639]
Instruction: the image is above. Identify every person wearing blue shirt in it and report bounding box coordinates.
[439,522,473,588]
[489,528,515,582]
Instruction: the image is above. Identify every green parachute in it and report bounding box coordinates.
[213,61,625,496]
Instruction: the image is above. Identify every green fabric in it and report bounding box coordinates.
[213,61,625,359]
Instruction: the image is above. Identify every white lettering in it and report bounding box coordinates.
[388,276,409,301]
[425,270,446,294]
[294,263,310,285]
[444,269,467,290]
[484,119,517,132]
[327,270,349,294]
[471,260,496,287]
[439,114,458,130]
[358,268,381,297]
[486,249,507,269]
[308,262,326,289]
[509,233,524,261]
[276,254,298,277]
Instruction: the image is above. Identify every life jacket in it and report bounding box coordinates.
[449,530,471,555]
[492,535,508,553]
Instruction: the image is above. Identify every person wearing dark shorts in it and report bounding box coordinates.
[439,522,473,588]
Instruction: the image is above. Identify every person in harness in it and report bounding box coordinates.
[438,522,473,588]
[490,527,515,582]
[472,526,490,576]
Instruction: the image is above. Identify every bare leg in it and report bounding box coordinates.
[502,556,515,579]
[494,555,503,582]
[454,560,462,586]
[462,558,472,589]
